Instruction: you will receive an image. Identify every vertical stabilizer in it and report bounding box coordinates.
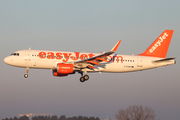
[139,30,174,58]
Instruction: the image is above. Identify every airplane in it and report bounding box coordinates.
[4,30,176,82]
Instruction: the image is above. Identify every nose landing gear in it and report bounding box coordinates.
[24,74,28,78]
[24,67,29,78]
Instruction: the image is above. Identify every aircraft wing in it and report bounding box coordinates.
[73,41,121,69]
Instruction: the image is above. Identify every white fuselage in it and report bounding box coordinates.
[4,50,175,73]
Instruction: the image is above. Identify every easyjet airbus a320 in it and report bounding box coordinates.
[4,30,176,82]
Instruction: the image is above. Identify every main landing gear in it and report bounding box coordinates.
[79,71,89,82]
[24,67,29,78]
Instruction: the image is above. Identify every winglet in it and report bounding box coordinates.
[111,40,121,52]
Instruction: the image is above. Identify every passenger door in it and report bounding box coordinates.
[137,57,143,67]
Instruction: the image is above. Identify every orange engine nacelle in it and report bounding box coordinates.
[57,63,74,74]
[52,63,74,77]
[53,69,68,77]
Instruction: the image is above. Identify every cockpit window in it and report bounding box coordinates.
[11,53,19,56]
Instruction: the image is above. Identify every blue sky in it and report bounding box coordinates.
[0,0,180,120]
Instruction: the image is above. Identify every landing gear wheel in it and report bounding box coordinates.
[24,74,28,78]
[80,76,85,82]
[84,75,89,81]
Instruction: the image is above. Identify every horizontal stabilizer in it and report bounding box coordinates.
[153,57,175,63]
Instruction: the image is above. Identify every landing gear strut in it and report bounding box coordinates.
[79,71,89,82]
[24,67,29,78]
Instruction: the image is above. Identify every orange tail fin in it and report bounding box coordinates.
[139,30,174,58]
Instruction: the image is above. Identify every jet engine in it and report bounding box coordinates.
[53,69,68,77]
[52,63,74,77]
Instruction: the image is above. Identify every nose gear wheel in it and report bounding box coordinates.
[24,74,28,78]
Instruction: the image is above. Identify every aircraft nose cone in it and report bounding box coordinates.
[4,57,11,65]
